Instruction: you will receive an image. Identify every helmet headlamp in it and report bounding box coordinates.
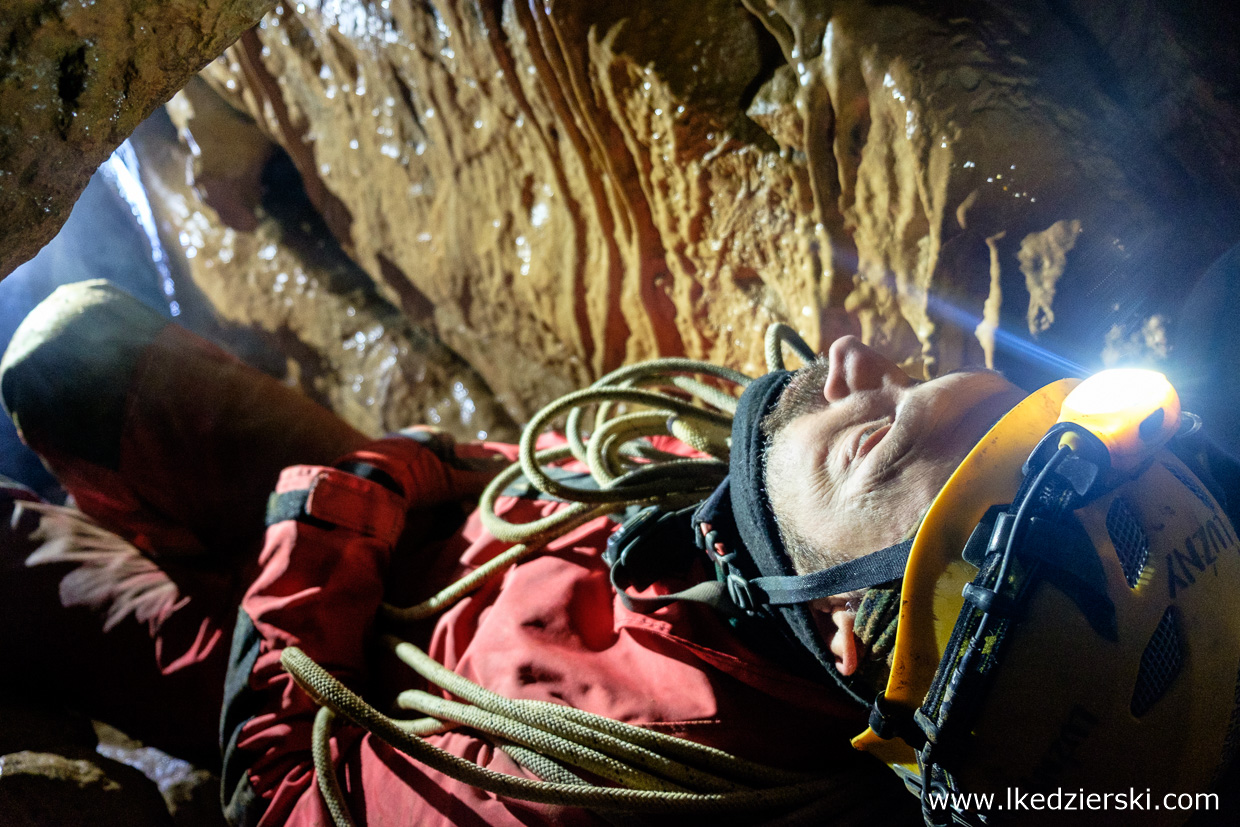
[854,371,1240,826]
[1057,368,1181,472]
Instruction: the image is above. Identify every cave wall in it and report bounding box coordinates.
[130,89,515,442]
[173,0,1240,420]
[2,2,1240,819]
[0,0,277,278]
[3,0,1240,426]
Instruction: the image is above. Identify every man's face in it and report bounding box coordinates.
[766,336,1027,565]
[764,336,1026,673]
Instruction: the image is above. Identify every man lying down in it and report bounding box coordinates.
[2,279,1237,826]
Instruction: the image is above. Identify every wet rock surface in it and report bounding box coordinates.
[0,750,174,827]
[0,0,277,279]
[0,701,180,827]
[197,0,822,418]
[0,1,1239,824]
[1,1,1238,417]
[94,722,227,827]
[131,92,516,440]
[176,0,1240,416]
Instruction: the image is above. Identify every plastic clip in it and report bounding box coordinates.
[962,582,1014,617]
[725,571,760,617]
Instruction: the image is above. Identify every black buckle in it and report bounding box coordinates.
[868,693,927,749]
[1023,422,1111,505]
[961,582,1015,617]
[605,505,698,591]
[725,571,759,616]
[696,525,720,557]
[604,505,662,570]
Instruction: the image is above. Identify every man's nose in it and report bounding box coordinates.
[824,336,910,402]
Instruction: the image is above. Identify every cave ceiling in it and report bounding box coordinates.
[3,0,1239,432]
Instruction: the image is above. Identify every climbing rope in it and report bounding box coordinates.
[289,326,829,823]
[286,646,855,814]
[311,707,353,827]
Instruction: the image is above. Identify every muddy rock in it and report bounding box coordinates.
[130,98,516,440]
[736,0,1234,384]
[0,750,173,827]
[4,0,1239,419]
[184,0,1240,415]
[0,704,222,827]
[196,0,826,417]
[94,721,227,827]
[0,0,278,279]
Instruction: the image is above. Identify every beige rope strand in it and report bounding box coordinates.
[505,697,812,787]
[566,358,750,452]
[521,454,726,514]
[391,716,455,736]
[389,719,453,738]
[498,742,586,786]
[764,323,817,372]
[519,387,731,503]
[579,367,741,455]
[668,415,731,458]
[397,690,689,792]
[667,375,741,414]
[286,327,842,821]
[477,446,581,542]
[388,638,806,787]
[388,640,747,793]
[588,357,752,391]
[312,706,356,827]
[385,456,717,626]
[586,411,673,484]
[496,743,666,827]
[380,503,609,623]
[282,646,842,814]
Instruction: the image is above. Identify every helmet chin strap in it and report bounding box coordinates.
[741,538,913,608]
[608,514,913,620]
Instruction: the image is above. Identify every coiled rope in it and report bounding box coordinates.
[282,324,829,825]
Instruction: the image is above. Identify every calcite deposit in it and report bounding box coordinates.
[131,80,515,441]
[179,0,1240,419]
[0,0,277,279]
[1,1,1239,824]
[2,0,1239,418]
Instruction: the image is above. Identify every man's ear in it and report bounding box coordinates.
[827,606,859,677]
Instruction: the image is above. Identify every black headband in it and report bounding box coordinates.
[726,370,798,583]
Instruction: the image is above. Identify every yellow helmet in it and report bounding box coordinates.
[854,373,1240,825]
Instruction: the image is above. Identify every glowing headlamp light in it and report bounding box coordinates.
[1056,368,1181,472]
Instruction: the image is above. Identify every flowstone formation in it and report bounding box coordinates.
[0,2,1239,823]
[2,0,1239,421]
[130,84,515,442]
[174,0,1240,418]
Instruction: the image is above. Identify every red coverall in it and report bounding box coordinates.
[0,286,906,825]
[221,432,887,826]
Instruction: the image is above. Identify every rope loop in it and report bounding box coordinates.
[764,323,816,372]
